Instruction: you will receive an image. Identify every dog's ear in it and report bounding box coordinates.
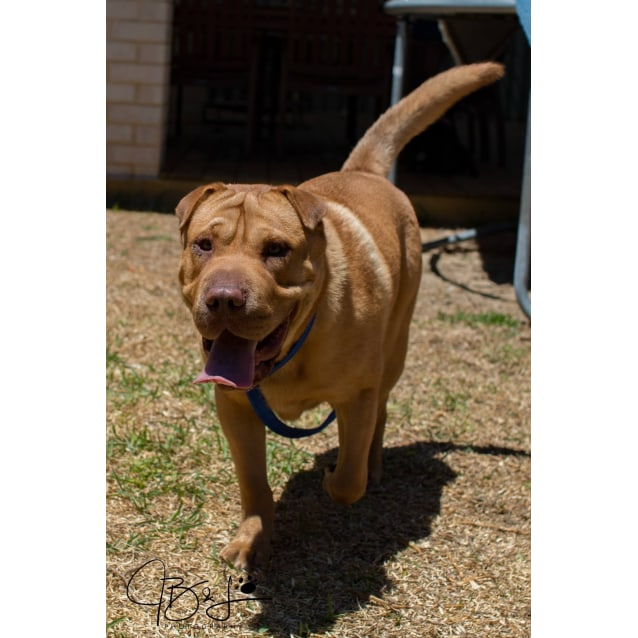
[277,185,326,230]
[175,182,226,233]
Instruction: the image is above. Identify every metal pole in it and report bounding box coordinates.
[513,99,531,318]
[388,17,407,184]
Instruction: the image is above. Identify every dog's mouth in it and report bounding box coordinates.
[193,314,292,390]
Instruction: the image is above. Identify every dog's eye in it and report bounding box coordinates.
[193,238,213,254]
[263,242,290,259]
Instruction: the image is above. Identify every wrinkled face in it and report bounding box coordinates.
[176,183,326,390]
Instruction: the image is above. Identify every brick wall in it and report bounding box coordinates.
[106,0,173,177]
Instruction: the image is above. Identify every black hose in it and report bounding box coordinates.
[421,222,516,253]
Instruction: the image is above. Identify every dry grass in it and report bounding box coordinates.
[106,208,530,637]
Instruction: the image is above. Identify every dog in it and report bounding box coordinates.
[175,62,504,574]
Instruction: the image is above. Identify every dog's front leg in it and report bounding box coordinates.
[214,387,274,573]
[323,388,378,505]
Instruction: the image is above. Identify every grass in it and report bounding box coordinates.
[106,345,317,554]
[107,346,219,550]
[437,310,520,330]
[106,210,530,637]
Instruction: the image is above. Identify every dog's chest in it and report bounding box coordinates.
[260,376,334,422]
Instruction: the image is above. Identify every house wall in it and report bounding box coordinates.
[106,0,173,177]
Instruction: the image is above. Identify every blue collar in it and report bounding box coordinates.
[246,314,336,438]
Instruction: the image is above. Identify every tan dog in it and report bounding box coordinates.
[176,62,504,573]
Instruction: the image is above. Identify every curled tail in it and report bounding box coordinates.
[341,62,505,177]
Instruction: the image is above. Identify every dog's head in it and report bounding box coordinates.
[176,182,327,390]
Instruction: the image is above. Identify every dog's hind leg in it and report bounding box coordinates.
[368,306,420,487]
[322,388,379,505]
[368,393,389,486]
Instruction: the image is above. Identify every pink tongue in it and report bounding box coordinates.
[194,331,257,389]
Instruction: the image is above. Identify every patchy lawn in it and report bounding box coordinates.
[106,208,530,637]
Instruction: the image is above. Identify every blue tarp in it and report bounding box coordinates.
[516,0,530,42]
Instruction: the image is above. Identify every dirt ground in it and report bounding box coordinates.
[106,207,530,637]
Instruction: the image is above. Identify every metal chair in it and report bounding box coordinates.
[384,0,530,318]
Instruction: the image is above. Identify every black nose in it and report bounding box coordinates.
[204,283,247,312]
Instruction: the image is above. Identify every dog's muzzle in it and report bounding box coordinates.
[194,312,292,389]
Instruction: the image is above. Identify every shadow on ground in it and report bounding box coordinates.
[476,230,517,285]
[248,440,528,637]
[426,229,518,302]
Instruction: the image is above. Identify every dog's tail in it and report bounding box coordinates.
[341,62,505,178]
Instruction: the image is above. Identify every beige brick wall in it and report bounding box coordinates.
[106,0,172,177]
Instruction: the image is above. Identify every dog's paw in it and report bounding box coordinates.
[219,540,252,571]
[220,538,271,574]
[367,462,383,486]
[322,465,367,505]
[219,516,272,574]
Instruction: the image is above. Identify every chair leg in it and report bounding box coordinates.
[388,17,407,184]
[514,100,531,318]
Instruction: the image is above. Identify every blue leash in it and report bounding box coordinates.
[246,314,337,438]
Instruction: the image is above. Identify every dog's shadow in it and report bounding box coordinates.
[247,441,523,636]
